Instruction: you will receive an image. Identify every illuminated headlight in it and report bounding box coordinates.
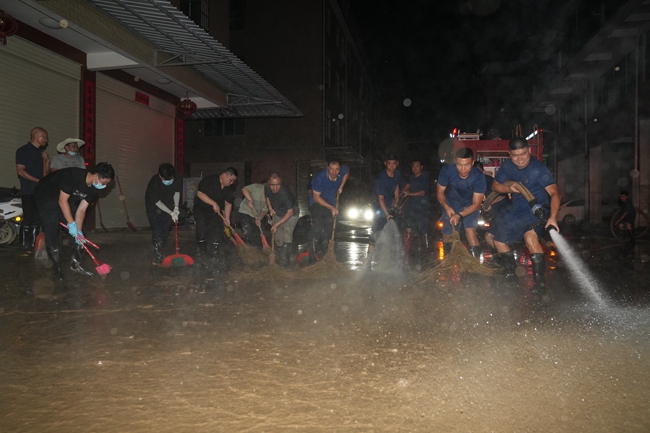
[478,220,485,226]
[364,209,373,221]
[348,208,359,219]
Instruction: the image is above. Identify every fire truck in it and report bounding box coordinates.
[444,126,544,177]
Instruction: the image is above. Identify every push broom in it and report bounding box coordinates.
[59,222,111,275]
[161,221,194,267]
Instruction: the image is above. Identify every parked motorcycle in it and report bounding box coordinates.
[0,187,23,247]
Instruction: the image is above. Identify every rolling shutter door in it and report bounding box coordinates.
[95,74,175,229]
[0,37,80,189]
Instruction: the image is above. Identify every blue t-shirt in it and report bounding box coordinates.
[495,158,555,216]
[15,142,44,195]
[484,173,494,193]
[309,164,349,206]
[407,172,431,210]
[372,169,404,209]
[437,165,486,210]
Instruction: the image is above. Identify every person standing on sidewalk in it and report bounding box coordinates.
[194,168,238,275]
[33,163,115,280]
[309,159,349,263]
[145,163,182,266]
[265,172,299,268]
[15,127,50,256]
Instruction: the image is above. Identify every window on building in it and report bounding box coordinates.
[230,0,245,30]
[180,0,209,31]
[203,118,245,136]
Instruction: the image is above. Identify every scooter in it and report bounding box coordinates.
[0,187,23,247]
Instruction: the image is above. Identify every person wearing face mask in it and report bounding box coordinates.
[15,127,50,256]
[50,138,87,171]
[33,162,115,280]
[144,163,183,266]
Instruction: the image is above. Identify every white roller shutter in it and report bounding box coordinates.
[0,37,80,189]
[95,74,175,229]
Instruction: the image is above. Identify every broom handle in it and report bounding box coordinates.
[331,193,340,241]
[175,220,180,254]
[79,240,101,267]
[58,222,99,249]
[271,231,275,253]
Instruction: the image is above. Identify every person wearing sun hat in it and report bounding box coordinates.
[51,138,87,171]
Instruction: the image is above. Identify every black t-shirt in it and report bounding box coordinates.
[194,174,235,214]
[264,184,299,217]
[15,142,45,195]
[144,173,183,214]
[34,168,96,210]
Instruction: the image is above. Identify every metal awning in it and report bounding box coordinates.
[86,0,302,119]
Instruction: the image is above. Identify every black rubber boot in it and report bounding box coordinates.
[443,242,452,255]
[46,246,64,281]
[309,238,319,264]
[470,245,482,259]
[18,225,30,256]
[152,238,164,266]
[279,243,291,268]
[497,251,517,277]
[530,253,546,295]
[70,244,93,277]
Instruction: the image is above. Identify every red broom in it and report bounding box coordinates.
[59,222,111,275]
[161,221,194,267]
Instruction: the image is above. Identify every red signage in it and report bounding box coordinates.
[135,91,149,106]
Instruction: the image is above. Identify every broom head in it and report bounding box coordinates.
[161,253,194,267]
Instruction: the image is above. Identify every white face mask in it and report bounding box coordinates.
[68,151,78,156]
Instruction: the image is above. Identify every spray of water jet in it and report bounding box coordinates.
[548,229,608,307]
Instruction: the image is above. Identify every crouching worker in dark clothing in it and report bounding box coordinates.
[34,162,115,280]
[194,167,237,275]
[145,163,183,266]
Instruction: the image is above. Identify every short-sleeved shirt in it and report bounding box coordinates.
[407,172,431,210]
[484,173,494,193]
[372,169,404,209]
[264,184,299,218]
[618,198,636,223]
[438,165,486,210]
[194,174,235,215]
[144,173,183,214]
[51,154,86,170]
[309,164,349,206]
[495,158,555,216]
[15,142,45,195]
[238,183,268,218]
[33,168,96,210]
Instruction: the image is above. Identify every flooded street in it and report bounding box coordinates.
[1,228,650,432]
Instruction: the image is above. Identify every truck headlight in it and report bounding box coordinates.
[364,209,373,221]
[348,208,359,219]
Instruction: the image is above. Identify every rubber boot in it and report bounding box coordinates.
[18,225,30,256]
[403,230,412,252]
[627,229,635,247]
[196,239,209,270]
[152,238,164,266]
[497,251,517,277]
[530,253,546,295]
[309,238,318,264]
[278,243,291,268]
[443,242,452,256]
[27,226,39,252]
[70,244,93,277]
[470,245,482,259]
[46,246,64,281]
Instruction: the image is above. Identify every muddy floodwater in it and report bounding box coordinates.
[1,229,650,432]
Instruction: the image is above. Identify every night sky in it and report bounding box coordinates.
[350,0,573,146]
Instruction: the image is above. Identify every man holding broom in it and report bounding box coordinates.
[33,162,115,280]
[238,182,268,249]
[309,159,349,264]
[194,167,238,275]
[145,163,182,266]
[265,173,299,268]
[436,147,486,258]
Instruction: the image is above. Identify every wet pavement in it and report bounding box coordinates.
[1,225,650,431]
